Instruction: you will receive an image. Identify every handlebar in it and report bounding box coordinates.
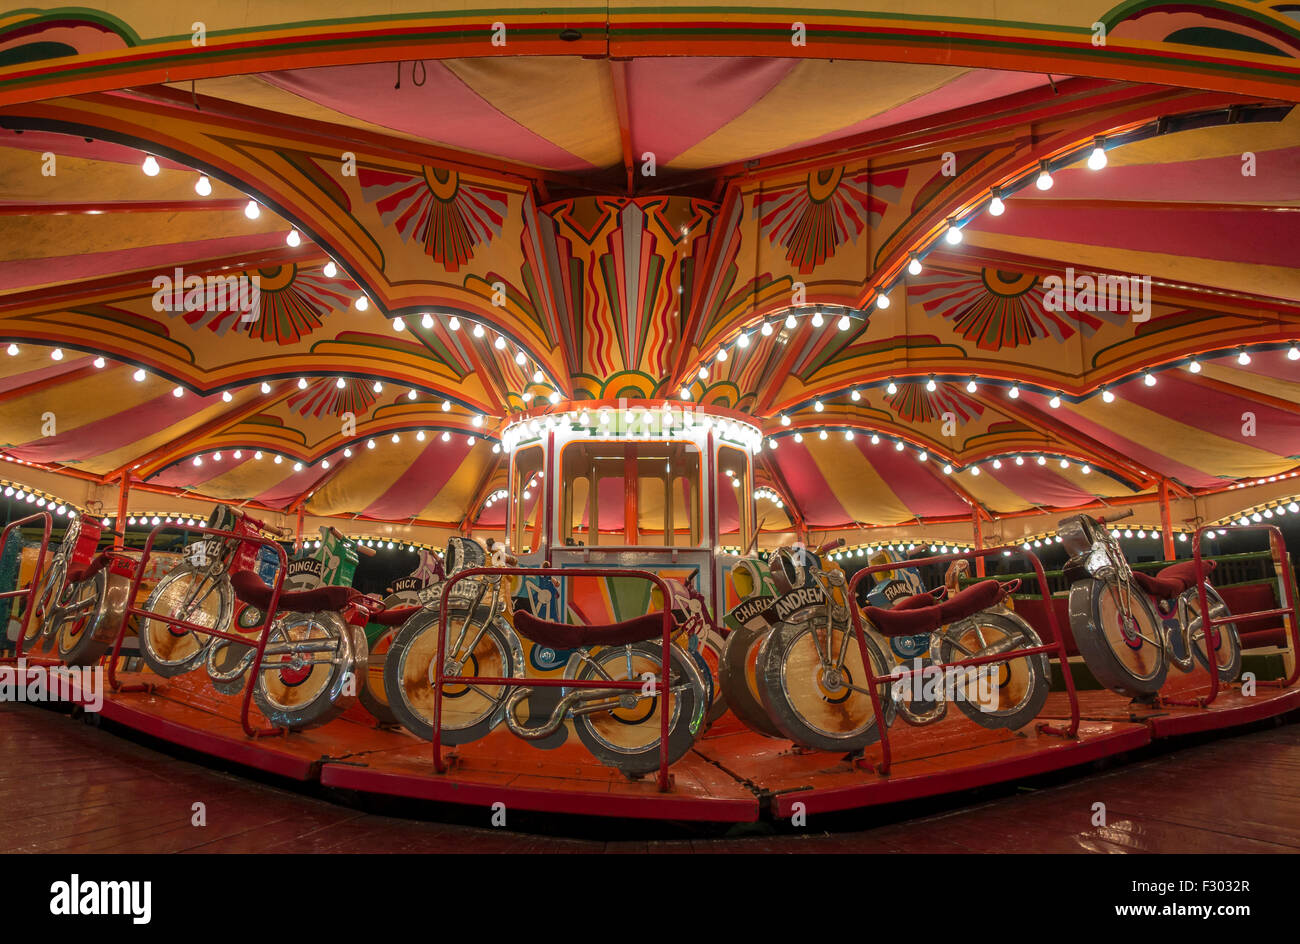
[816,537,845,555]
[1097,508,1135,525]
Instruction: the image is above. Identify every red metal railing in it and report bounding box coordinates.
[105,522,289,738]
[847,545,1078,776]
[0,512,52,663]
[432,566,677,792]
[1183,524,1300,708]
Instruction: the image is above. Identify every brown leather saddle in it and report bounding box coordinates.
[865,579,1013,637]
[231,570,360,615]
[1131,560,1214,601]
[512,610,668,650]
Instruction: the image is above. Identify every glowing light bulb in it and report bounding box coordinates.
[813,400,824,412]
[785,314,797,330]
[50,348,63,361]
[222,391,233,402]
[1237,350,1251,365]
[322,261,337,278]
[6,344,17,356]
[133,368,146,382]
[1035,167,1054,190]
[1049,394,1061,408]
[1087,143,1107,171]
[421,313,434,330]
[876,294,890,309]
[336,377,346,389]
[907,256,922,276]
[966,379,978,393]
[988,195,1005,216]
[195,175,212,196]
[925,377,937,392]
[286,229,301,247]
[297,377,307,390]
[1143,372,1156,387]
[141,155,160,176]
[448,316,460,331]
[761,322,773,337]
[945,224,963,245]
[244,199,260,219]
[356,296,370,312]
[172,385,183,398]
[851,389,861,401]
[1008,385,1020,399]
[260,382,270,394]
[392,316,404,331]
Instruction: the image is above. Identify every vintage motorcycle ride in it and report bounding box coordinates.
[383,536,710,777]
[25,513,142,667]
[1060,508,1241,698]
[358,546,445,724]
[750,543,1050,752]
[135,510,374,728]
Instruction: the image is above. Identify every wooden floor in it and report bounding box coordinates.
[5,699,1300,852]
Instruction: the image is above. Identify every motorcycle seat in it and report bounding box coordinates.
[512,609,668,649]
[866,579,1005,638]
[368,605,421,627]
[1133,560,1215,600]
[231,570,359,613]
[67,552,113,585]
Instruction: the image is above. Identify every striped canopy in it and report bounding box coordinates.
[1,5,1297,537]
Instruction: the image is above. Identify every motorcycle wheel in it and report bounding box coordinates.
[1070,578,1167,697]
[572,641,706,777]
[718,623,782,737]
[253,612,367,730]
[383,606,516,744]
[53,571,109,666]
[1182,585,1242,683]
[29,555,67,643]
[756,617,893,752]
[694,627,727,726]
[358,622,403,725]
[936,612,1051,731]
[137,565,232,677]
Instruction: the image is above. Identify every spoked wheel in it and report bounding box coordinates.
[28,555,67,645]
[1070,578,1167,697]
[756,617,894,752]
[718,623,782,737]
[384,606,517,744]
[52,571,108,666]
[137,565,233,677]
[1182,586,1242,683]
[253,612,367,730]
[935,613,1051,731]
[204,601,269,694]
[572,641,707,777]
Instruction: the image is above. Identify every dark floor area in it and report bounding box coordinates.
[3,700,1298,853]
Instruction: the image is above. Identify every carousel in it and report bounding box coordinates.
[0,0,1299,824]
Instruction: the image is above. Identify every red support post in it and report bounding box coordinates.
[1159,480,1175,561]
[115,475,130,550]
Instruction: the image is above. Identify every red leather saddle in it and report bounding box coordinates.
[231,570,359,614]
[67,550,137,584]
[512,610,667,650]
[865,579,1006,638]
[368,605,422,627]
[1132,560,1215,601]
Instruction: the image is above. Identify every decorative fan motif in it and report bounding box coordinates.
[909,268,1123,351]
[359,165,508,271]
[287,377,377,418]
[754,167,905,273]
[888,382,985,424]
[171,264,350,346]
